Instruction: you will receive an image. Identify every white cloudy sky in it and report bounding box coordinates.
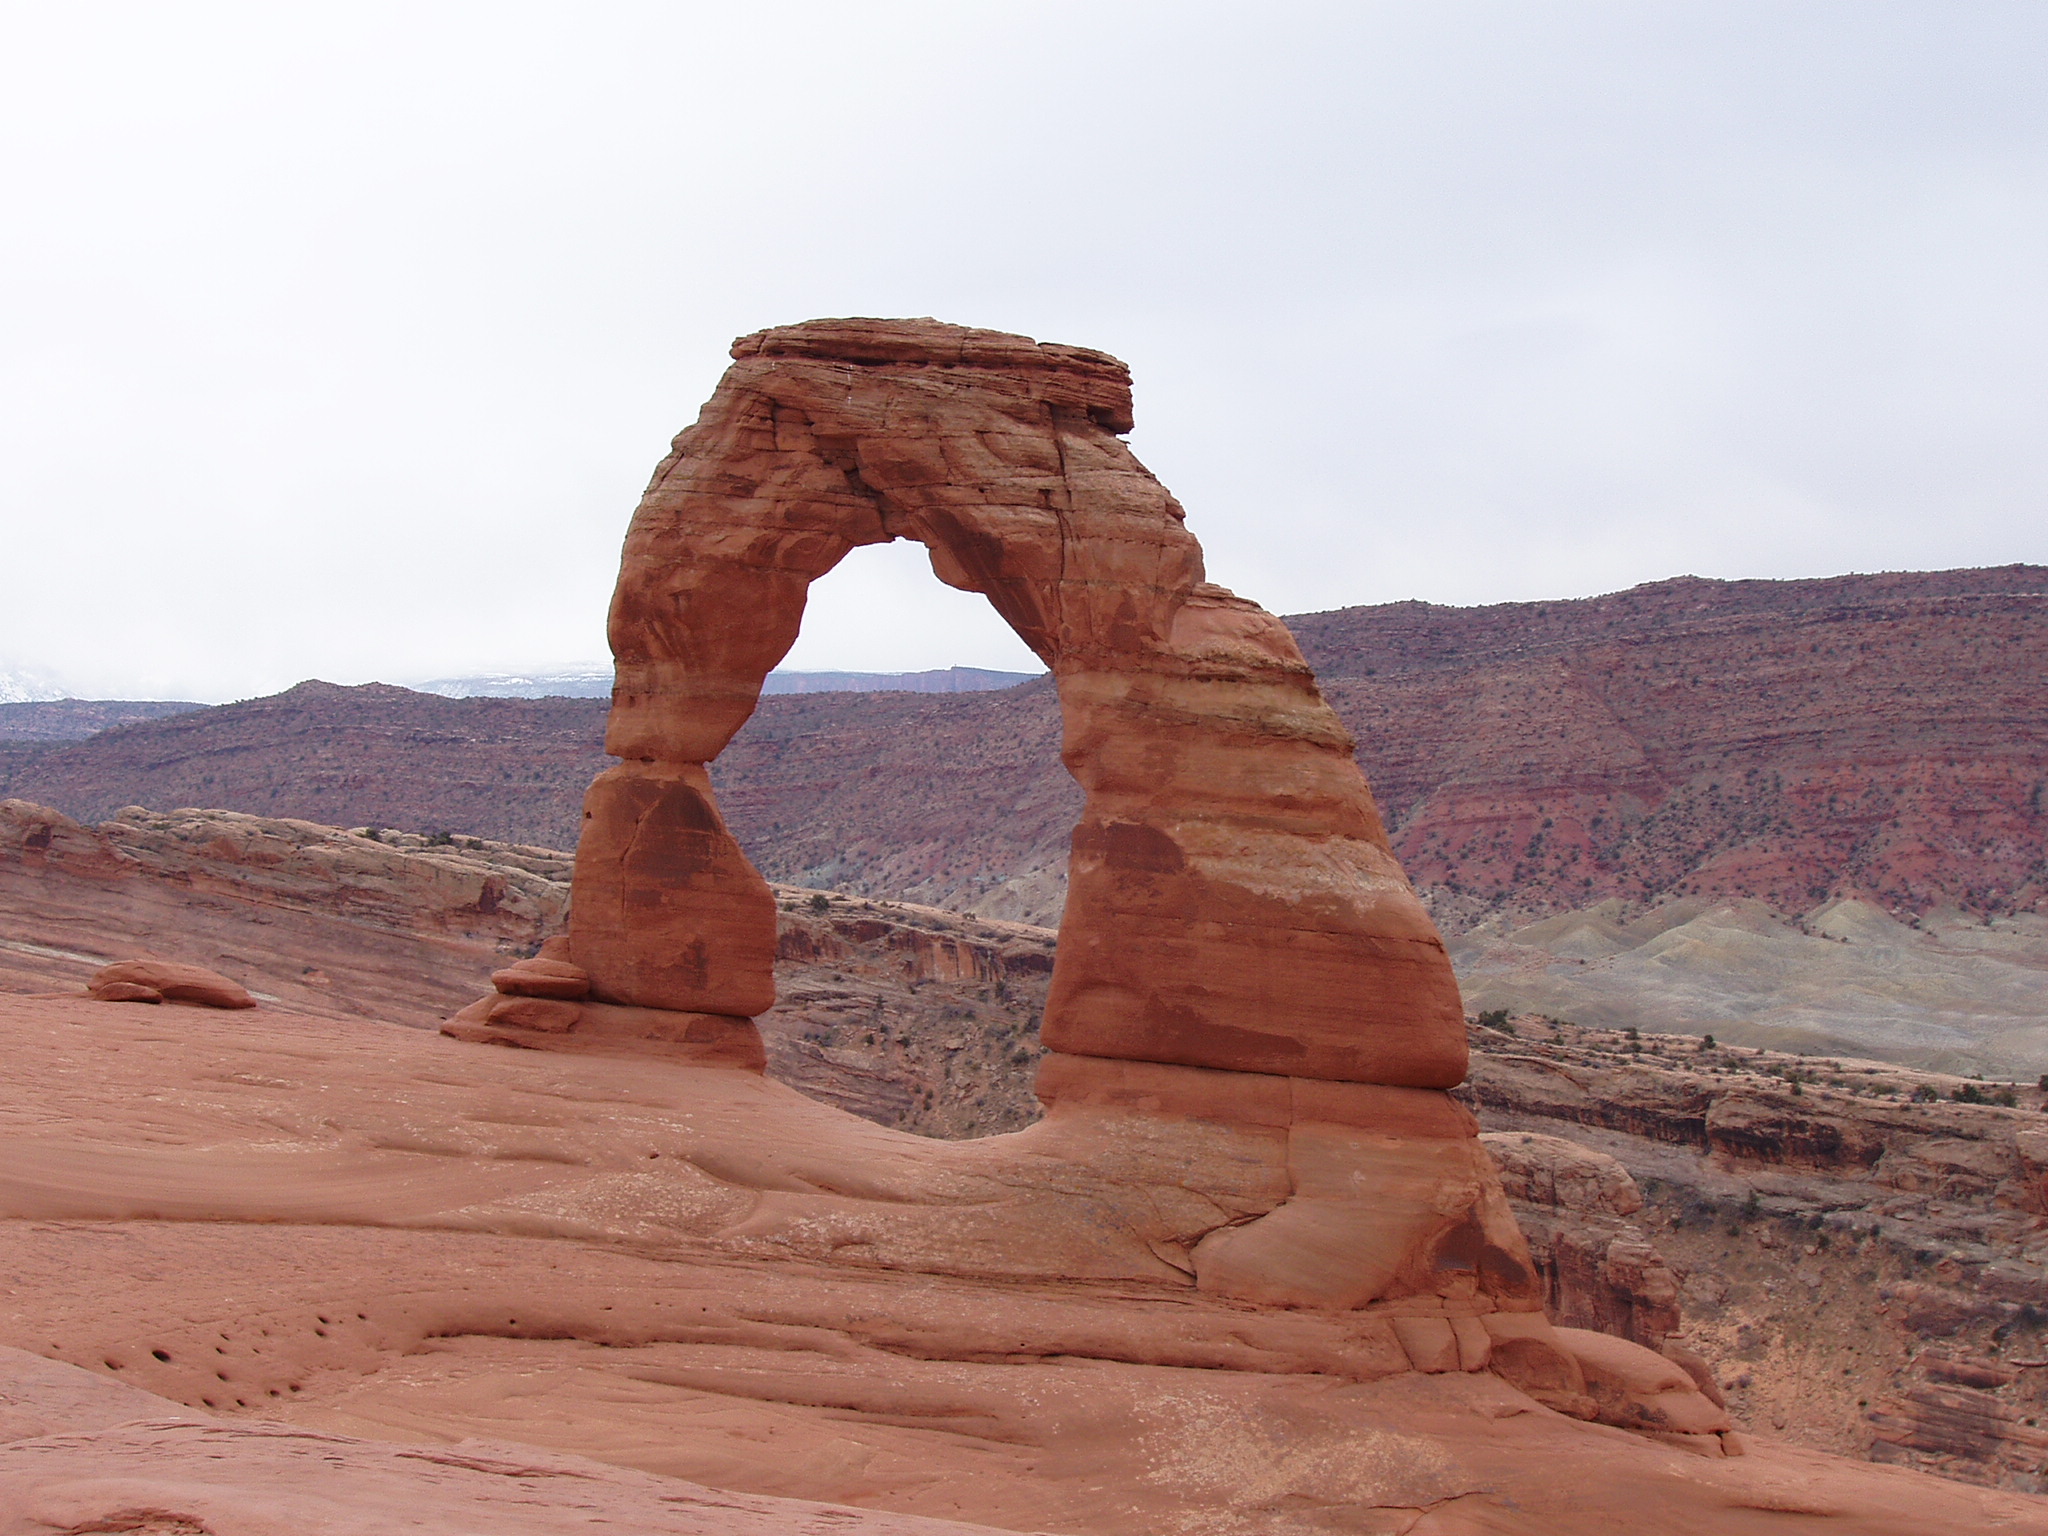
[2,1,2043,701]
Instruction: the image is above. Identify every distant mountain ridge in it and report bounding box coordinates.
[0,699,205,743]
[418,664,1039,699]
[3,566,2042,934]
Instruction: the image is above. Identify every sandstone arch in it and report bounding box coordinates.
[571,317,1467,1090]
[437,323,1745,1438]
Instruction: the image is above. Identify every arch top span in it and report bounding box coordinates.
[575,316,1468,1090]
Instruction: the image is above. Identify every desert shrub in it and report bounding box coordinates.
[1911,1085,1939,1103]
[809,893,830,913]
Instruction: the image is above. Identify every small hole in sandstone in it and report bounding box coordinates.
[268,1389,281,1397]
[216,1371,229,1381]
[104,1359,123,1370]
[314,1329,328,1338]
[202,1397,217,1407]
[356,1313,366,1321]
[152,1349,172,1362]
[288,1383,302,1393]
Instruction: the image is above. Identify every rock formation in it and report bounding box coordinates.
[568,317,1464,1091]
[437,317,1733,1440]
[87,957,254,1008]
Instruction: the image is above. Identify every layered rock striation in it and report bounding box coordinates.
[439,317,1727,1439]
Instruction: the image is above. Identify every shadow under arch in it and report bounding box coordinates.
[571,317,1466,1092]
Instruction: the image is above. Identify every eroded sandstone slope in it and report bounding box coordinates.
[4,990,2041,1535]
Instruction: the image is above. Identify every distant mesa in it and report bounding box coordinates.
[417,664,1041,699]
[0,698,205,743]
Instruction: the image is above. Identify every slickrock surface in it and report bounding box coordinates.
[10,793,2045,1486]
[0,1347,1011,1536]
[4,992,2040,1535]
[9,813,2048,1499]
[0,798,570,1028]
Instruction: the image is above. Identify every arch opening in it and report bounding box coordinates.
[703,540,1073,1137]
[773,537,1047,680]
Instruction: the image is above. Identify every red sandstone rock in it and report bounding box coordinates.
[87,980,160,1003]
[1557,1326,1734,1436]
[491,957,591,1000]
[561,317,1462,1087]
[1482,1130,1683,1346]
[426,317,1717,1434]
[89,958,253,1010]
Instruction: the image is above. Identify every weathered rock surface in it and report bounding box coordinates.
[1483,1130,1683,1347]
[0,1347,1008,1536]
[0,798,1058,1137]
[14,799,2048,1494]
[4,992,2040,1534]
[0,798,570,1028]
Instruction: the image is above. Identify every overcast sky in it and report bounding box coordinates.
[2,2,2043,701]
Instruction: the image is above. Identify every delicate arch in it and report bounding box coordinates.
[569,318,1466,1089]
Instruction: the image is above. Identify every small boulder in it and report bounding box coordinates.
[89,960,254,1010]
[1555,1326,1732,1436]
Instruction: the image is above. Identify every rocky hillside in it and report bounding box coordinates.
[1455,896,2048,1079]
[1297,565,2048,929]
[0,683,608,850]
[1467,1012,2048,1494]
[5,566,2043,931]
[9,797,2048,1492]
